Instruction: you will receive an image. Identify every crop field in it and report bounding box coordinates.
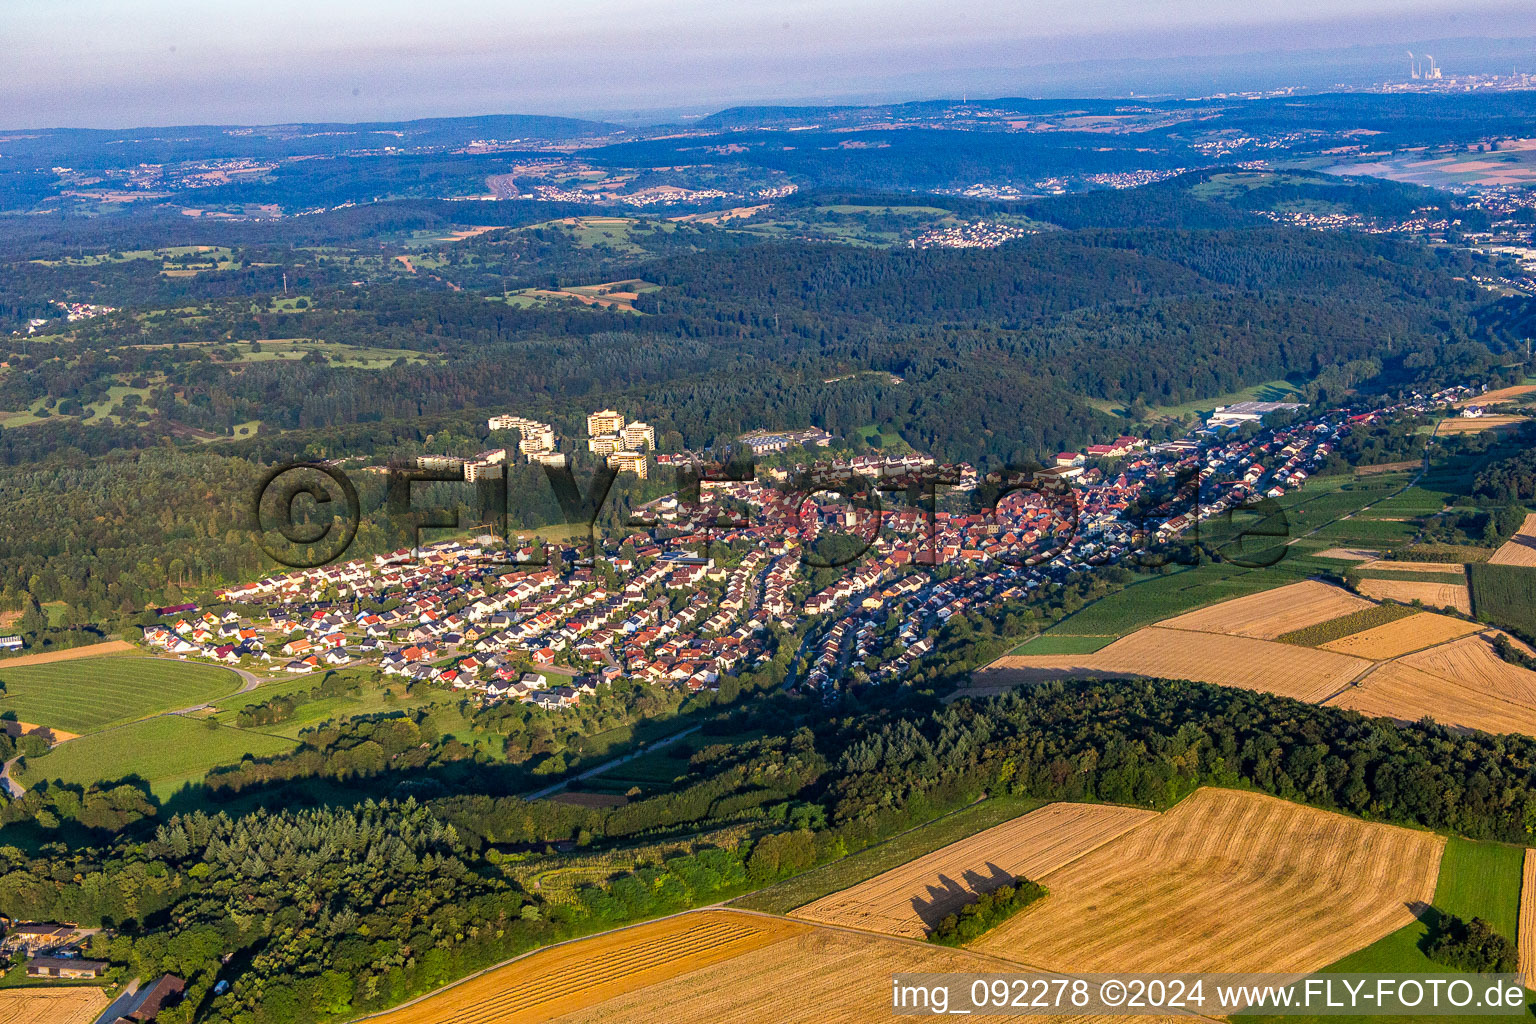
[1470,562,1536,642]
[970,788,1443,974]
[1434,415,1530,436]
[1354,460,1425,476]
[1359,487,1452,517]
[1354,568,1468,583]
[0,988,108,1024]
[1358,560,1468,575]
[1022,562,1301,640]
[1328,661,1536,736]
[1317,612,1482,659]
[369,911,807,1024]
[1315,547,1380,561]
[980,627,1372,703]
[1158,580,1373,639]
[1304,516,1421,545]
[1521,851,1536,990]
[736,795,1046,915]
[1489,514,1536,567]
[1355,578,1471,613]
[1458,385,1536,407]
[1278,604,1421,646]
[1433,837,1523,942]
[546,923,1077,1024]
[0,657,241,733]
[0,640,135,666]
[15,714,297,798]
[789,803,1158,938]
[1399,634,1536,707]
[1244,832,1536,1024]
[1396,543,1496,564]
[1007,634,1117,655]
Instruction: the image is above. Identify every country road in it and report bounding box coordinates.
[0,756,22,798]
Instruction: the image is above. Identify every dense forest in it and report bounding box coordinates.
[1474,428,1536,504]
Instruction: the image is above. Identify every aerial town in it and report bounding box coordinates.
[170,386,1476,710]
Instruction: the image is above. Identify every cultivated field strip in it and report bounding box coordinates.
[1327,662,1536,737]
[789,803,1159,938]
[0,639,134,666]
[370,911,806,1024]
[1318,612,1482,659]
[545,924,1198,1024]
[1158,581,1374,640]
[1356,579,1471,613]
[971,788,1443,974]
[1521,850,1536,991]
[0,987,108,1024]
[1490,513,1536,567]
[1358,561,1468,575]
[984,627,1371,703]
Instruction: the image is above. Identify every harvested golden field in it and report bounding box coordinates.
[1357,578,1471,613]
[370,911,807,1024]
[1158,581,1374,639]
[1490,513,1536,567]
[0,988,108,1024]
[0,639,134,666]
[982,627,1371,703]
[1457,385,1536,407]
[790,803,1158,938]
[1521,850,1536,990]
[546,922,1183,1024]
[1326,661,1536,736]
[1318,612,1481,659]
[971,788,1443,974]
[1402,634,1536,705]
[1435,415,1529,436]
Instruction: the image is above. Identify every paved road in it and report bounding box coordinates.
[92,977,143,1024]
[0,756,22,798]
[522,724,703,800]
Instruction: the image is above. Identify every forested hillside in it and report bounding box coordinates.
[0,182,1522,626]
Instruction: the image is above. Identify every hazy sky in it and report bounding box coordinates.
[4,0,1532,127]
